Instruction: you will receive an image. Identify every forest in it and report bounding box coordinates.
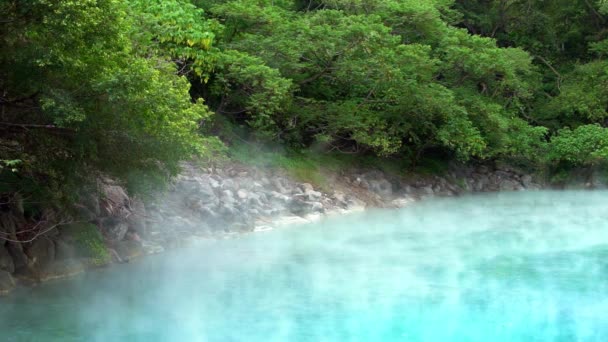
[1,0,608,206]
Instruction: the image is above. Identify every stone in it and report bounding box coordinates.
[272,178,288,194]
[0,270,15,296]
[0,243,14,273]
[300,183,315,193]
[419,185,434,196]
[220,190,236,204]
[195,182,217,203]
[100,217,128,242]
[113,240,143,262]
[368,179,393,197]
[218,205,237,217]
[521,175,533,188]
[237,189,249,199]
[221,179,236,190]
[74,203,97,221]
[391,197,413,208]
[7,243,28,273]
[100,183,130,216]
[82,193,101,217]
[54,239,77,260]
[498,179,523,191]
[269,191,290,203]
[310,202,325,213]
[127,198,147,237]
[0,213,16,237]
[36,260,85,282]
[198,207,219,220]
[25,237,55,270]
[207,177,220,189]
[305,190,323,200]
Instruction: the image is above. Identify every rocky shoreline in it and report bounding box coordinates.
[0,161,554,296]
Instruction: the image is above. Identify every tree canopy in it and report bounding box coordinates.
[1,0,608,206]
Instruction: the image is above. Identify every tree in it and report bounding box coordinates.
[0,0,217,204]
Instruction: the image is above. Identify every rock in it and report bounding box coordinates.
[100,183,130,216]
[127,198,147,237]
[220,190,235,204]
[300,183,315,193]
[221,179,236,190]
[0,270,15,295]
[272,178,288,194]
[141,241,164,255]
[498,179,523,191]
[237,189,248,199]
[113,240,143,262]
[0,243,14,273]
[521,175,533,188]
[354,177,370,189]
[82,193,101,217]
[7,243,28,273]
[391,197,414,208]
[0,213,16,237]
[305,189,322,200]
[100,217,128,242]
[194,182,217,203]
[54,239,77,260]
[74,204,97,221]
[310,202,325,213]
[36,260,86,282]
[25,237,55,270]
[208,177,220,189]
[269,191,290,203]
[368,179,393,197]
[197,207,219,220]
[419,185,434,196]
[218,205,237,217]
[333,191,346,203]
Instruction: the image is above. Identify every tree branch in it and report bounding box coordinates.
[534,55,562,90]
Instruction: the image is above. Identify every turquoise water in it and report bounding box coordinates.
[2,191,608,341]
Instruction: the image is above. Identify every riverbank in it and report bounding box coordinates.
[0,159,567,296]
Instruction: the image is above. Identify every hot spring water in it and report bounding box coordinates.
[1,191,608,341]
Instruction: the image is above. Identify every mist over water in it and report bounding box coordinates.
[2,191,608,341]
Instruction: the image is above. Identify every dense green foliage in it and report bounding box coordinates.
[0,0,217,205]
[1,0,608,209]
[192,0,608,167]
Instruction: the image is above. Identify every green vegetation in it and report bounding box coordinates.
[1,0,608,210]
[61,223,111,266]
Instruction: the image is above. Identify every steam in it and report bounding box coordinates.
[1,190,608,341]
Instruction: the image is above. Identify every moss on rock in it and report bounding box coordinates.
[60,223,111,267]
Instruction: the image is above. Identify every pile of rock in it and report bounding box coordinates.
[143,164,366,250]
[0,160,543,295]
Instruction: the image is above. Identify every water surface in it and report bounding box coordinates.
[2,191,608,341]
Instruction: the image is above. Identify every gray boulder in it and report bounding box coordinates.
[113,240,143,262]
[25,237,55,270]
[127,198,147,237]
[0,270,15,295]
[368,179,393,197]
[100,217,128,242]
[7,243,28,273]
[0,243,14,273]
[54,239,77,260]
[237,189,249,200]
[100,183,130,216]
